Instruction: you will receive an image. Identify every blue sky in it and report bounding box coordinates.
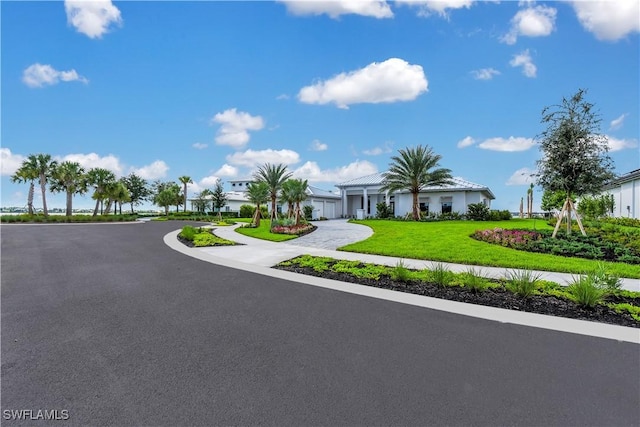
[2,0,639,211]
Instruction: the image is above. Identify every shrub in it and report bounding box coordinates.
[303,205,314,221]
[506,269,542,298]
[390,260,411,282]
[459,268,489,292]
[467,203,490,221]
[179,225,198,241]
[376,202,393,219]
[428,262,454,287]
[239,204,254,218]
[567,273,608,307]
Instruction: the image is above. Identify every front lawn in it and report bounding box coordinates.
[341,219,640,278]
[234,220,299,242]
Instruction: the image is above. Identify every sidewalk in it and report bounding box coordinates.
[206,221,640,292]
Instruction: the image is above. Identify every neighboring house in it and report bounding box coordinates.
[336,172,495,218]
[601,169,640,219]
[191,179,342,219]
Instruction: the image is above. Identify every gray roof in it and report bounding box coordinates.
[307,185,340,199]
[613,169,640,184]
[336,172,495,199]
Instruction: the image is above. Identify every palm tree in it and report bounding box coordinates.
[10,155,39,214]
[87,168,117,216]
[245,182,269,227]
[104,181,130,215]
[178,176,193,212]
[381,145,453,221]
[283,178,308,225]
[280,179,297,219]
[49,161,87,216]
[253,163,292,223]
[32,154,57,217]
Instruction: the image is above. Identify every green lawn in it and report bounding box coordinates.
[234,220,299,242]
[340,219,640,279]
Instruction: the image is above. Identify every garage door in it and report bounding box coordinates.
[312,201,324,219]
[325,202,335,219]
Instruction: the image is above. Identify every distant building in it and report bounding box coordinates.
[336,172,495,218]
[601,169,640,219]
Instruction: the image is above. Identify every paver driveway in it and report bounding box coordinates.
[2,222,639,426]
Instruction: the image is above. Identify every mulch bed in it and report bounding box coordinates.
[274,265,640,328]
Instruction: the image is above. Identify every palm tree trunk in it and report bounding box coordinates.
[66,191,73,216]
[254,204,261,227]
[130,202,135,214]
[183,184,188,212]
[412,191,419,221]
[271,197,277,222]
[27,182,35,215]
[40,175,48,217]
[93,198,100,216]
[104,199,113,215]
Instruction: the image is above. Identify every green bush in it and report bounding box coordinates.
[239,204,255,218]
[459,268,490,292]
[428,262,454,287]
[506,269,542,298]
[179,225,198,241]
[303,205,314,221]
[467,203,490,221]
[567,273,608,307]
[390,260,411,282]
[376,203,393,219]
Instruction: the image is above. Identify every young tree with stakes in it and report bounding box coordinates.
[253,163,292,225]
[211,179,228,221]
[245,182,270,227]
[536,89,615,237]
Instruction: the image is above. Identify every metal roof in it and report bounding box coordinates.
[336,172,495,199]
[307,185,341,199]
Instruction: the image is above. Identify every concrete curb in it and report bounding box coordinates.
[164,229,640,344]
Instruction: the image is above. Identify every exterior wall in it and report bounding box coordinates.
[301,198,342,219]
[605,178,639,219]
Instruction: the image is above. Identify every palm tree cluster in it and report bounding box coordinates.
[252,163,309,228]
[10,153,153,216]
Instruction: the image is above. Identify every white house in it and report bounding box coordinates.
[191,179,342,219]
[602,169,640,219]
[336,172,495,218]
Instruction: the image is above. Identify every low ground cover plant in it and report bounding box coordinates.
[235,220,299,242]
[276,255,640,327]
[178,225,235,247]
[472,227,640,264]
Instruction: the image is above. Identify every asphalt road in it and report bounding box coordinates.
[2,222,639,426]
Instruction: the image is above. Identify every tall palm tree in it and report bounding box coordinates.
[291,178,309,225]
[104,181,130,215]
[253,163,292,223]
[87,168,116,216]
[178,176,193,212]
[33,154,57,217]
[245,182,269,227]
[10,155,39,214]
[280,179,297,219]
[49,161,87,216]
[381,145,453,221]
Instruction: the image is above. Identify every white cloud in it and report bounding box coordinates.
[363,141,393,155]
[22,63,88,88]
[276,94,290,100]
[199,175,221,187]
[479,136,536,152]
[60,153,124,176]
[293,160,378,183]
[501,5,557,45]
[457,136,476,148]
[509,50,537,78]
[226,149,300,168]
[192,143,208,150]
[0,148,26,176]
[214,164,239,177]
[310,139,328,151]
[470,68,500,80]
[396,0,474,17]
[606,136,638,152]
[131,160,169,180]
[277,0,393,19]
[570,0,640,41]
[609,114,628,130]
[506,167,537,186]
[298,58,428,109]
[65,0,122,39]
[211,108,265,148]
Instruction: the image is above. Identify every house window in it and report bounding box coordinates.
[419,202,429,213]
[441,197,453,214]
[238,182,242,187]
[232,183,236,187]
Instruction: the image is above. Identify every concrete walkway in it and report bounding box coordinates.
[205,219,640,292]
